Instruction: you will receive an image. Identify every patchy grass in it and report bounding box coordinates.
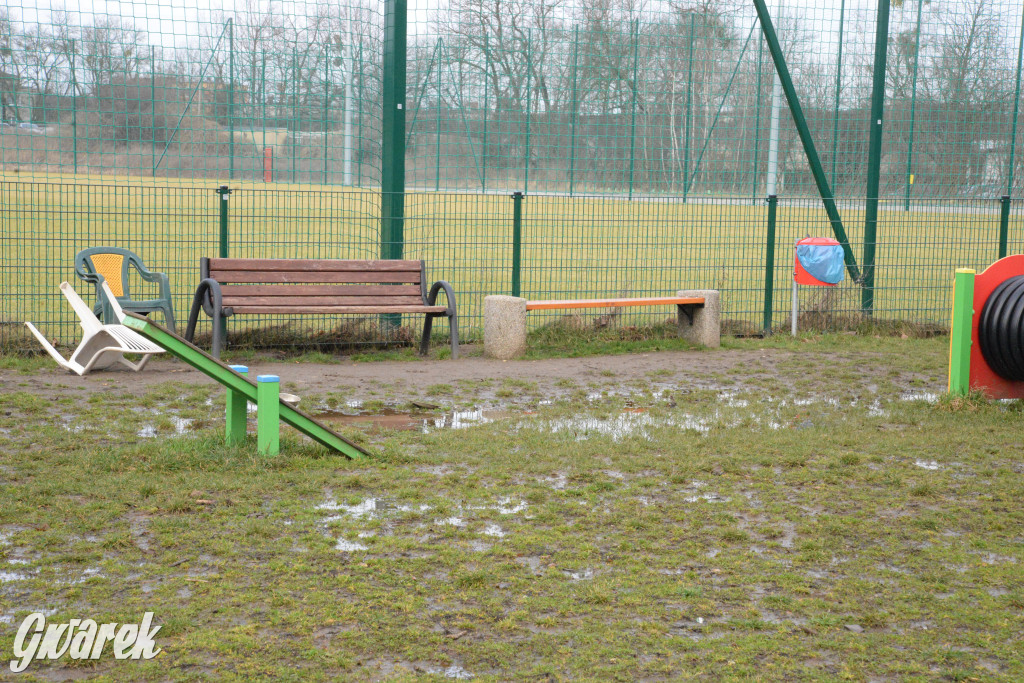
[1,337,1023,680]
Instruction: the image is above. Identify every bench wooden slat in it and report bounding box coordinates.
[230,305,448,314]
[526,297,705,311]
[209,258,423,272]
[208,270,422,284]
[219,284,423,297]
[223,295,426,307]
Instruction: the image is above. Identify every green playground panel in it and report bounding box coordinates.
[121,313,369,459]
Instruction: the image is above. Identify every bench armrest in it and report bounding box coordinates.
[185,278,228,356]
[426,280,457,315]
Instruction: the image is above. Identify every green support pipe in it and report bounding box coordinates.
[627,19,640,200]
[862,0,892,314]
[120,314,369,459]
[683,14,694,199]
[947,269,976,396]
[381,0,408,268]
[568,26,580,197]
[524,29,532,194]
[228,19,234,180]
[216,186,231,343]
[763,194,778,334]
[482,34,489,193]
[511,192,523,296]
[1007,7,1024,195]
[999,195,1011,259]
[751,36,763,205]
[903,0,923,212]
[226,364,248,445]
[830,0,845,189]
[752,0,861,282]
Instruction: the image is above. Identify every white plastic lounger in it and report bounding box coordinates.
[24,281,165,375]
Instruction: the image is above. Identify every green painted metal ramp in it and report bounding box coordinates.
[121,313,370,459]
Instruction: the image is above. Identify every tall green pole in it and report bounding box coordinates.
[481,34,489,192]
[524,29,533,194]
[436,39,442,192]
[381,0,408,263]
[830,0,845,189]
[752,0,861,282]
[684,14,694,199]
[999,195,1011,259]
[627,19,640,199]
[862,0,892,314]
[71,39,77,174]
[903,0,923,211]
[1006,7,1024,195]
[752,36,763,205]
[511,192,523,296]
[763,194,778,333]
[151,47,157,177]
[568,26,579,197]
[228,19,235,180]
[216,186,231,343]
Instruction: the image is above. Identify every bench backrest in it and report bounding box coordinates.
[202,258,427,308]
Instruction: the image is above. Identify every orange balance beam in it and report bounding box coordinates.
[525,297,705,311]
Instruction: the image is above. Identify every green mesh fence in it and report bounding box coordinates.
[2,0,1024,351]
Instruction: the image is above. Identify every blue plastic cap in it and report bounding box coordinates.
[229,365,249,373]
[256,375,280,383]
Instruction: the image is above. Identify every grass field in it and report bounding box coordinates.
[2,170,1022,349]
[0,333,1022,680]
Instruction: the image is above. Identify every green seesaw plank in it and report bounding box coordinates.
[121,313,369,459]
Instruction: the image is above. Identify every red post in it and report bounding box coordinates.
[263,147,273,182]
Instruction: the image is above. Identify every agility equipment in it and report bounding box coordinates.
[24,282,165,375]
[948,255,1024,399]
[791,237,845,336]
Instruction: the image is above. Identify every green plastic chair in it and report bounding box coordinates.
[75,247,177,332]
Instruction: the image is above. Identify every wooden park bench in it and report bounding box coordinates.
[184,258,458,359]
[483,290,720,359]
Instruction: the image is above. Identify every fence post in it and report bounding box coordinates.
[862,0,892,315]
[831,0,845,190]
[684,14,694,199]
[228,19,235,180]
[999,195,1011,259]
[70,39,77,174]
[217,185,232,342]
[482,33,489,193]
[763,194,778,334]
[568,25,579,197]
[627,19,639,199]
[381,0,408,296]
[511,192,523,297]
[903,0,923,211]
[1007,7,1024,195]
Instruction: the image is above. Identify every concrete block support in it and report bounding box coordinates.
[676,289,721,348]
[484,295,527,360]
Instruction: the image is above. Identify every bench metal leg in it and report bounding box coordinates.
[420,314,434,356]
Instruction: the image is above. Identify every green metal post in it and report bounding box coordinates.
[1007,7,1024,195]
[381,0,408,266]
[831,0,845,189]
[862,0,891,314]
[627,19,639,199]
[999,195,1011,259]
[226,364,249,445]
[511,192,523,297]
[482,34,489,192]
[948,269,976,396]
[151,47,157,177]
[903,0,923,211]
[436,39,442,192]
[324,47,330,184]
[763,194,778,334]
[256,375,280,456]
[228,19,234,180]
[752,0,861,282]
[71,39,77,173]
[217,186,231,343]
[752,36,763,205]
[684,14,694,199]
[568,26,579,197]
[524,29,532,194]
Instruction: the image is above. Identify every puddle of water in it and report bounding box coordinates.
[563,568,594,581]
[482,524,505,538]
[526,411,714,442]
[899,391,939,403]
[425,664,475,680]
[317,497,430,518]
[684,492,729,503]
[434,516,464,527]
[318,408,512,433]
[335,538,368,552]
[137,416,192,439]
[0,570,31,582]
[914,459,941,470]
